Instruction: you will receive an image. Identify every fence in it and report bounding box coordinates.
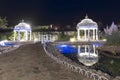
[43,42,112,80]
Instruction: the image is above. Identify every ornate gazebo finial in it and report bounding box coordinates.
[85,14,88,19]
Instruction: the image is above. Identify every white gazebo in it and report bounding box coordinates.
[76,15,98,41]
[13,20,32,41]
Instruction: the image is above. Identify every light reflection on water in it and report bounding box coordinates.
[56,43,101,66]
[77,45,99,66]
[56,43,120,76]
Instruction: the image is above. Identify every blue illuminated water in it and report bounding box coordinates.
[56,44,77,54]
[56,43,120,77]
[0,41,18,46]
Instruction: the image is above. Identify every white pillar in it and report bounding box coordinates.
[88,45,90,57]
[96,29,98,40]
[93,29,95,40]
[41,35,44,43]
[18,31,20,41]
[85,45,87,53]
[14,31,16,41]
[84,30,87,40]
[33,32,35,41]
[78,46,81,54]
[88,29,90,41]
[77,29,80,40]
[30,31,32,40]
[93,45,96,54]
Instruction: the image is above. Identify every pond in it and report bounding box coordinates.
[56,43,120,77]
[0,40,18,46]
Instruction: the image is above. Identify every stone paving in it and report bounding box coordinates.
[0,42,92,80]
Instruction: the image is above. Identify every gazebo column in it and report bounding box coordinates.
[30,31,32,40]
[18,31,20,41]
[26,31,28,41]
[84,29,87,40]
[14,31,16,41]
[85,45,87,53]
[78,46,81,54]
[93,29,95,40]
[96,29,98,40]
[93,45,96,54]
[88,29,90,41]
[88,45,90,57]
[77,29,80,40]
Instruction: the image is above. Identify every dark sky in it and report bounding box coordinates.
[0,0,120,26]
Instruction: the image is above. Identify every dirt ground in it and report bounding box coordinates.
[0,42,92,80]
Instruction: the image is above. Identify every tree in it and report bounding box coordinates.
[0,17,9,41]
[98,21,104,31]
[105,31,120,45]
[0,17,8,29]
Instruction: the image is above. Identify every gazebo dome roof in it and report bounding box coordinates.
[14,21,31,31]
[76,16,98,29]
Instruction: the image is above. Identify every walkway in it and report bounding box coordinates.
[0,42,92,80]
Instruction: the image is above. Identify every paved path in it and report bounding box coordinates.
[0,42,92,80]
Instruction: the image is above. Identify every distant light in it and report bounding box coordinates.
[50,24,52,28]
[54,27,58,30]
[103,39,107,41]
[70,38,76,42]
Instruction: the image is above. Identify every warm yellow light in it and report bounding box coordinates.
[70,38,76,42]
[103,39,107,41]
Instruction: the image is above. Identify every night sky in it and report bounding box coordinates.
[0,0,120,27]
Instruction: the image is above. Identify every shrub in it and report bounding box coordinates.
[105,31,120,45]
[8,32,14,41]
[0,33,7,41]
[58,33,70,41]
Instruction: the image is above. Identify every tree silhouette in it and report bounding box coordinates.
[0,17,8,29]
[98,21,104,31]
